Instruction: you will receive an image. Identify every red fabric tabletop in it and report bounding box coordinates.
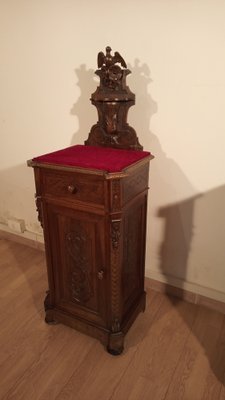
[32,145,151,173]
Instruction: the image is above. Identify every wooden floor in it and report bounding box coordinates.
[0,238,225,400]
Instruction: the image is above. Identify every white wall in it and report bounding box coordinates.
[1,0,225,301]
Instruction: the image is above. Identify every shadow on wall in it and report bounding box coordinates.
[158,195,200,288]
[158,185,225,387]
[158,186,225,293]
[70,64,96,145]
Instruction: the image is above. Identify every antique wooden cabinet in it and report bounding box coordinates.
[28,47,153,354]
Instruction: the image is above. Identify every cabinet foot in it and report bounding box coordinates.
[107,332,124,356]
[45,315,59,325]
[44,292,58,325]
[107,346,123,356]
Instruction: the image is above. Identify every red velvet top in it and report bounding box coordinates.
[32,145,151,173]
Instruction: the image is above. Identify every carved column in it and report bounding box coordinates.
[108,218,124,355]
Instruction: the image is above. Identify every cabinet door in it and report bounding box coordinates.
[45,203,107,327]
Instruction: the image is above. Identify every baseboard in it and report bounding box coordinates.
[145,277,225,315]
[0,224,45,251]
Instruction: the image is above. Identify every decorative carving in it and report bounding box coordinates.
[97,46,127,91]
[111,179,121,212]
[110,219,122,332]
[66,226,93,303]
[111,318,121,333]
[85,46,143,151]
[111,219,121,249]
[97,270,104,280]
[98,46,127,69]
[35,194,43,228]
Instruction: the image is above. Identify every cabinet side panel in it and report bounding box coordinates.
[122,194,148,317]
[122,163,149,205]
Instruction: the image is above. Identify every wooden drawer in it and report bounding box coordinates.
[41,169,105,206]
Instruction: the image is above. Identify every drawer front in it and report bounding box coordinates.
[41,169,105,205]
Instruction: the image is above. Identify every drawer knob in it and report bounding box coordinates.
[67,185,77,194]
[97,270,104,280]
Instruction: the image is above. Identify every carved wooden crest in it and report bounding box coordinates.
[85,46,143,151]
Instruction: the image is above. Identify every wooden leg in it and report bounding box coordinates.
[107,332,124,355]
[45,311,59,325]
[44,291,58,325]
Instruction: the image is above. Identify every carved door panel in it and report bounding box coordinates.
[46,204,107,327]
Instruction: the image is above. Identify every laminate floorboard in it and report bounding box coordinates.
[0,238,224,400]
[164,308,225,400]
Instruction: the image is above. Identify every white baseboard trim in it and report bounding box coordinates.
[0,223,44,251]
[145,271,225,315]
[146,270,225,303]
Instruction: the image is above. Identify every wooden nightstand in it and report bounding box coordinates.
[28,47,154,354]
